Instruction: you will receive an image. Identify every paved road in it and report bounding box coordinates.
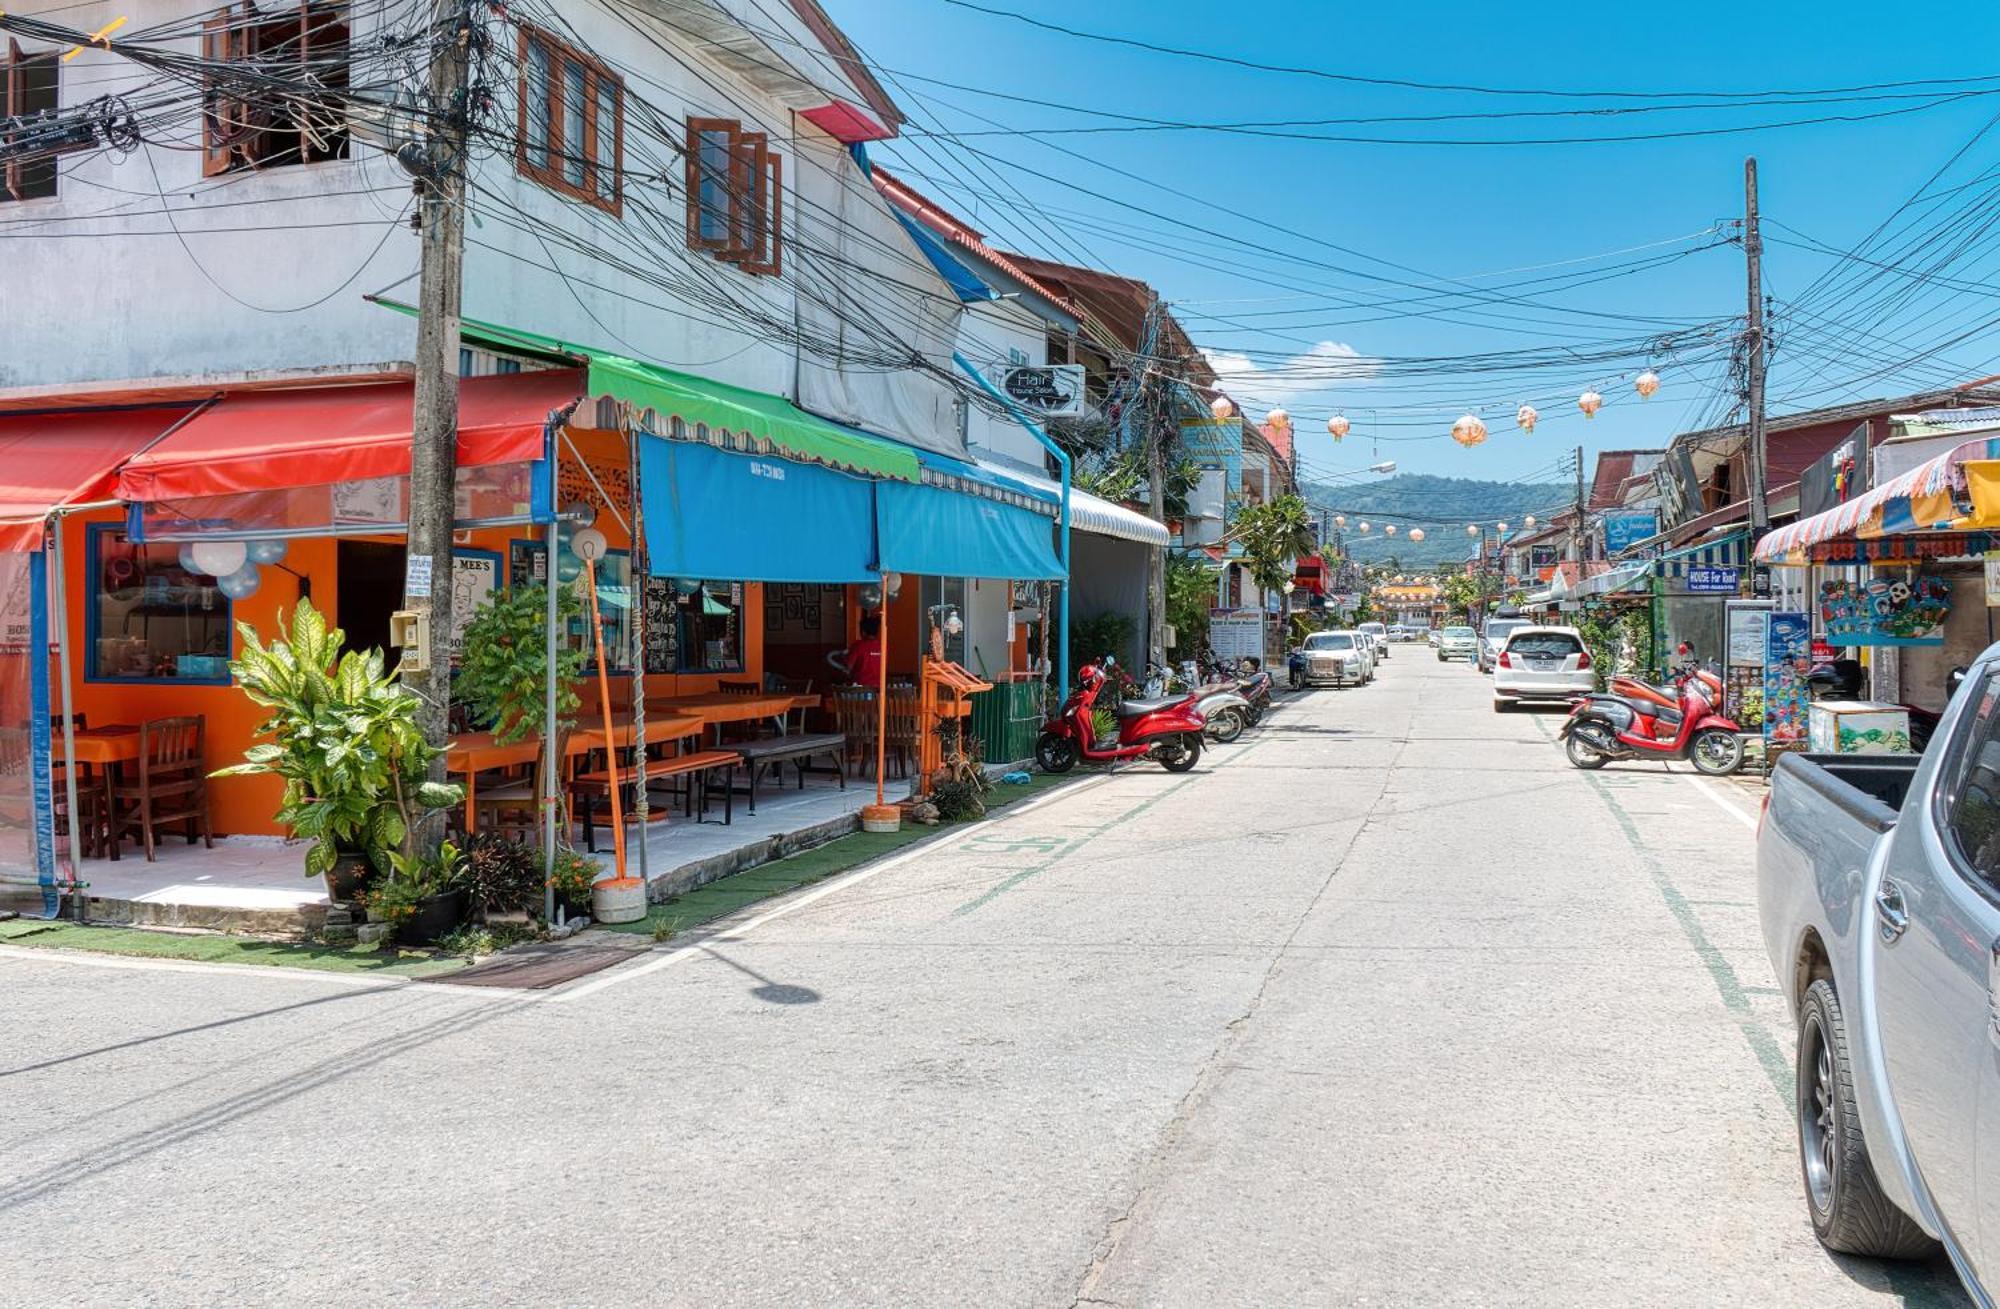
[1,652,1969,1306]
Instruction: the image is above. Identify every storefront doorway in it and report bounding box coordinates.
[337,541,406,669]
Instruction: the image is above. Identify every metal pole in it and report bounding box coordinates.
[1745,156,1770,540]
[952,352,1070,693]
[543,511,559,925]
[403,0,473,854]
[48,517,84,919]
[627,422,649,883]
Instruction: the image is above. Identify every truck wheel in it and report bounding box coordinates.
[1796,979,1936,1258]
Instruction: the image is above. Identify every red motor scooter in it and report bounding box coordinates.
[1036,656,1207,774]
[1558,650,1745,775]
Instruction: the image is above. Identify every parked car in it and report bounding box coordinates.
[1490,625,1595,711]
[1476,616,1532,672]
[1757,658,2000,1300]
[1296,631,1370,687]
[1427,629,1442,648]
[1435,624,1479,662]
[1357,621,1391,659]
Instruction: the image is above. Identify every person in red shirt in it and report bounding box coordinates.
[833,615,883,686]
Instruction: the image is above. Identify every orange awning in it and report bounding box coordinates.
[0,406,195,552]
[117,370,585,503]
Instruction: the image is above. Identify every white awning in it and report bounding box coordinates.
[970,452,1171,547]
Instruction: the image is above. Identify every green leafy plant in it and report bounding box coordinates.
[1070,611,1136,679]
[1229,494,1318,598]
[455,584,586,744]
[365,839,467,927]
[216,598,462,882]
[459,833,544,918]
[1165,552,1218,661]
[547,846,601,911]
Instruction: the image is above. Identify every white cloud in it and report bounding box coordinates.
[1201,340,1381,408]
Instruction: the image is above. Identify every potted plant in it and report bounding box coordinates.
[459,833,544,921]
[456,584,584,743]
[548,846,600,922]
[215,598,463,903]
[368,840,471,946]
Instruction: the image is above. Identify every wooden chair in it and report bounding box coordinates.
[110,716,211,861]
[718,678,760,696]
[885,686,920,780]
[475,731,567,846]
[831,686,917,781]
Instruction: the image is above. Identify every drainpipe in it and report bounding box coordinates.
[953,351,1070,693]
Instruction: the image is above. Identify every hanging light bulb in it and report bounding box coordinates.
[1408,528,1426,542]
[1635,370,1660,399]
[1327,414,1350,441]
[1516,403,1538,434]
[1578,390,1603,419]
[1450,413,1489,448]
[1210,396,1235,420]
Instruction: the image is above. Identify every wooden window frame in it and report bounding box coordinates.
[201,2,350,178]
[4,39,61,203]
[515,25,623,217]
[683,117,783,277]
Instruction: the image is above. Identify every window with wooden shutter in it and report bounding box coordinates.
[683,117,783,276]
[201,3,350,176]
[515,25,622,216]
[4,40,62,202]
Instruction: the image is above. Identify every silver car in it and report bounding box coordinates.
[1357,621,1391,660]
[1435,624,1478,662]
[1476,616,1532,673]
[1298,630,1369,687]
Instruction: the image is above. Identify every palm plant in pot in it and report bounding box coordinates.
[215,599,463,904]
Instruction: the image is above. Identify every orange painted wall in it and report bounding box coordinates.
[57,436,765,838]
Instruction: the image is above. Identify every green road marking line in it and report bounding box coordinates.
[951,740,1266,918]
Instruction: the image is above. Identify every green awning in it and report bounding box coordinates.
[370,301,920,482]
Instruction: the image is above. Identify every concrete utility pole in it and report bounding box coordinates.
[403,0,473,845]
[1744,156,1770,539]
[1573,445,1586,561]
[1142,297,1169,665]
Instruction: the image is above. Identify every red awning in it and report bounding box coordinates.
[0,406,195,551]
[117,370,584,503]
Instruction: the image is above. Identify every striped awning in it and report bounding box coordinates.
[1755,435,2000,563]
[1658,530,1748,578]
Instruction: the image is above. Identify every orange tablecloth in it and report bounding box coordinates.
[67,726,140,766]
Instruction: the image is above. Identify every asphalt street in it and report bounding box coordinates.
[0,650,1971,1307]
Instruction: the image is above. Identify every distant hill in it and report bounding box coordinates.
[1301,473,1573,567]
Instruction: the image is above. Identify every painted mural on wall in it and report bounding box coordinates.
[1819,575,1951,646]
[1763,611,1811,744]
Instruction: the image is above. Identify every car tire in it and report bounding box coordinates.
[1796,979,1936,1259]
[1493,698,1511,713]
[1437,653,1446,662]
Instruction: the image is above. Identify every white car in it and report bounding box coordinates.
[1435,624,1479,661]
[1476,616,1533,673]
[1297,631,1371,687]
[1492,625,1596,711]
[1427,629,1442,648]
[1357,621,1391,659]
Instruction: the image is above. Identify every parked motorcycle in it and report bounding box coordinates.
[1148,661,1251,743]
[1559,651,1745,775]
[1037,656,1207,773]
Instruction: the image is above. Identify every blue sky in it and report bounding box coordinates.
[838,0,2000,486]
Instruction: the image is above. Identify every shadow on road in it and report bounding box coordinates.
[701,946,822,1006]
[0,988,373,1081]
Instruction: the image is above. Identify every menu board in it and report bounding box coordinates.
[642,575,678,674]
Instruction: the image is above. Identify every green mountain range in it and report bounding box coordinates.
[1300,474,1573,566]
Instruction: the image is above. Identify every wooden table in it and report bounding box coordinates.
[446,713,704,831]
[61,727,140,860]
[650,693,810,741]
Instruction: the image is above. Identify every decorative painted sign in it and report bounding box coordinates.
[1763,611,1811,744]
[1686,566,1739,594]
[1818,574,1951,646]
[1603,511,1659,556]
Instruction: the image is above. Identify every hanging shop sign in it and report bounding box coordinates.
[1208,609,1265,664]
[1818,574,1952,646]
[1685,566,1739,594]
[1763,611,1812,745]
[997,365,1086,418]
[1603,511,1659,556]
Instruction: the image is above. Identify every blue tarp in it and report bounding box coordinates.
[638,436,880,582]
[877,480,1063,580]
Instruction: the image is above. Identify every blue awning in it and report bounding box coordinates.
[877,479,1063,580]
[890,210,996,304]
[637,437,879,582]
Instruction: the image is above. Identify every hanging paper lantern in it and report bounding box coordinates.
[1578,390,1603,419]
[1384,524,1398,536]
[1466,524,1480,537]
[1210,396,1235,420]
[1516,404,1538,434]
[1408,528,1426,542]
[190,540,248,578]
[1358,521,1372,533]
[1327,414,1350,441]
[1333,515,1347,528]
[1524,515,1537,529]
[1634,370,1660,399]
[1451,414,1489,448]
[1496,522,1510,534]
[1264,407,1290,433]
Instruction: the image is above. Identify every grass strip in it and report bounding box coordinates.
[0,919,468,978]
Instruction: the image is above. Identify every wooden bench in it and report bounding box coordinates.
[730,733,847,814]
[571,749,742,849]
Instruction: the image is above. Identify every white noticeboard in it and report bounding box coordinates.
[1725,600,1775,667]
[1985,552,2000,607]
[1209,610,1264,664]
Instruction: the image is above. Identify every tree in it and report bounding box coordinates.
[1231,494,1318,649]
[1164,552,1218,660]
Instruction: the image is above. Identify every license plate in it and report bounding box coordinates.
[1529,659,1558,671]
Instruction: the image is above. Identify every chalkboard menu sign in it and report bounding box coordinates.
[642,575,678,674]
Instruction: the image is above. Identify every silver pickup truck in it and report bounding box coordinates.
[1758,666,2000,1303]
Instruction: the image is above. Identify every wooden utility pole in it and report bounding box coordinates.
[1142,297,1169,665]
[1573,445,1587,561]
[1745,156,1770,540]
[403,0,473,845]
